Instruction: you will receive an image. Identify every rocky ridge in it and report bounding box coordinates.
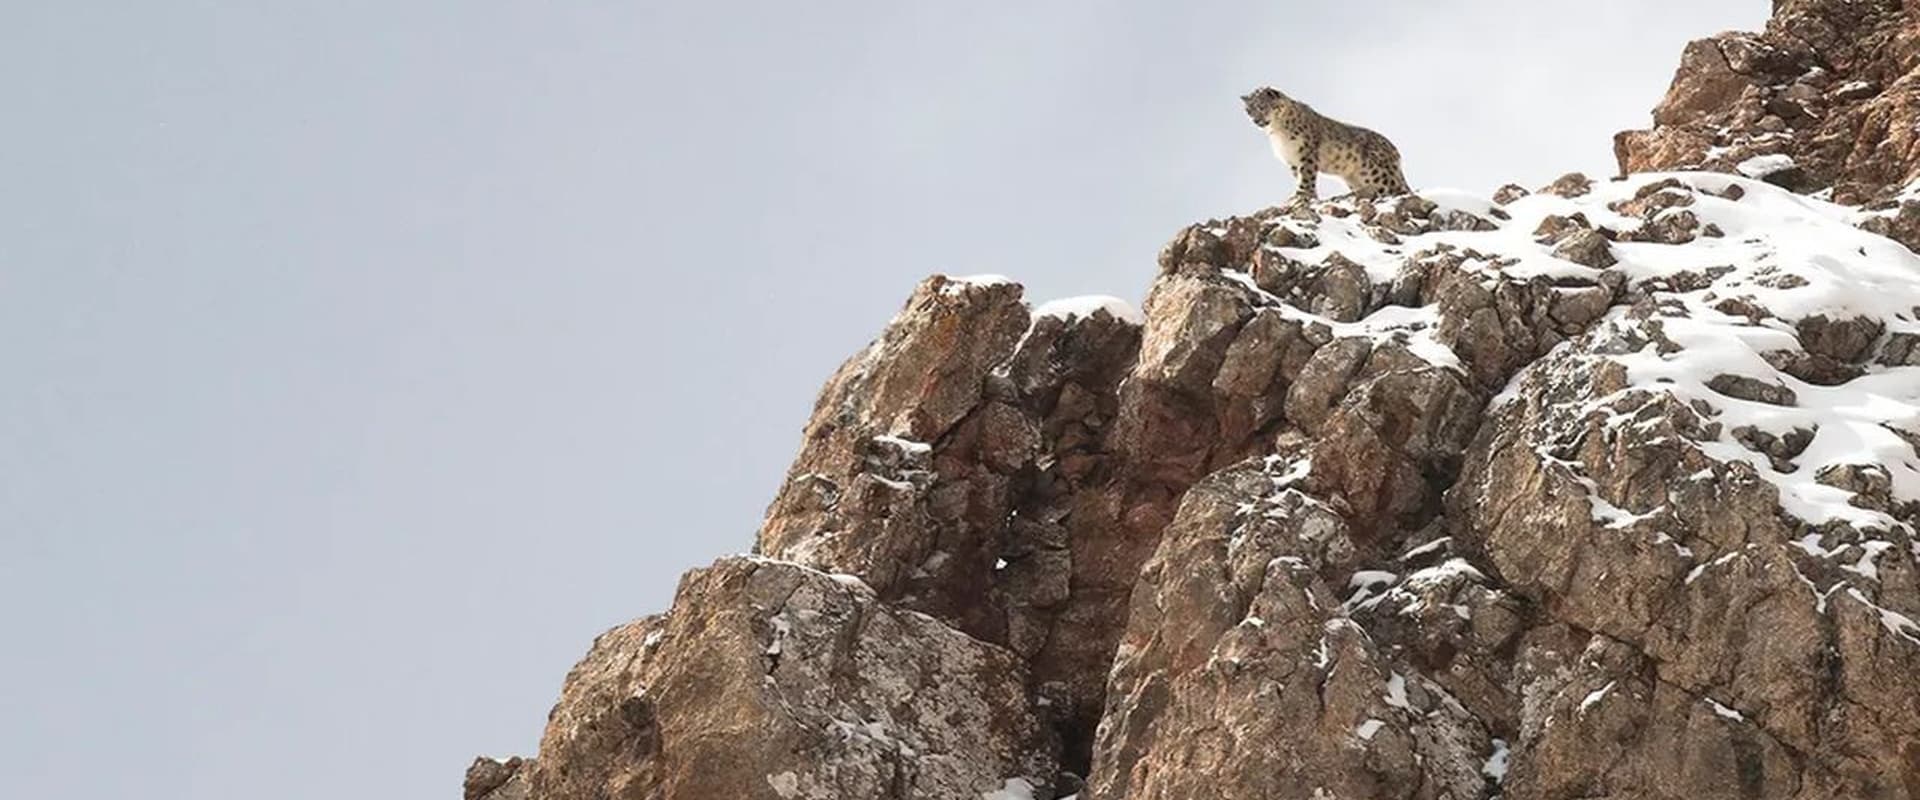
[1615,0,1920,248]
[472,3,1920,798]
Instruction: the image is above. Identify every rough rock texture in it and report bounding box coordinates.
[487,179,1920,800]
[1615,0,1920,248]
[524,557,1056,799]
[1090,457,1502,800]
[465,757,531,800]
[479,6,1920,797]
[752,276,1144,771]
[1088,174,1920,799]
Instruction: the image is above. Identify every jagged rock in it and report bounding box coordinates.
[1879,330,1920,366]
[1307,364,1481,540]
[1542,172,1594,198]
[1617,0,1920,237]
[1861,201,1920,252]
[480,43,1920,793]
[526,557,1058,800]
[1452,298,1920,798]
[464,757,530,800]
[1090,458,1492,800]
[1250,251,1378,322]
[755,274,1144,664]
[1414,257,1579,391]
[1796,313,1884,363]
[1030,270,1285,762]
[1493,183,1531,205]
[1551,228,1617,268]
[1764,348,1864,386]
[1707,373,1799,406]
[754,274,1032,636]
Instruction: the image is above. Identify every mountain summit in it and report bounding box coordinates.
[471,2,1920,797]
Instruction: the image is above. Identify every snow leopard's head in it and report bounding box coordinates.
[1241,86,1289,127]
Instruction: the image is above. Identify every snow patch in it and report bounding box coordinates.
[1483,738,1510,783]
[1845,587,1920,645]
[1342,570,1399,612]
[1384,672,1414,711]
[829,573,873,592]
[1580,680,1617,713]
[1403,558,1486,588]
[765,613,791,657]
[872,434,932,454]
[946,273,1014,289]
[1686,549,1747,584]
[981,778,1039,800]
[1735,154,1796,178]
[1707,698,1746,722]
[1032,294,1146,326]
[1399,537,1452,561]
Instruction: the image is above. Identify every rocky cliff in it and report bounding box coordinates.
[1615,0,1920,248]
[470,2,1920,798]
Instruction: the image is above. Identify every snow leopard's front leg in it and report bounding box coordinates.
[1288,137,1320,209]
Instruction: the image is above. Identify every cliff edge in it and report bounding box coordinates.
[471,3,1920,797]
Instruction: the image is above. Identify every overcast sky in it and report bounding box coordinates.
[3,3,1766,798]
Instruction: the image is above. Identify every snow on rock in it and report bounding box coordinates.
[518,556,1056,799]
[981,778,1038,800]
[1579,680,1617,714]
[764,612,791,656]
[1446,171,1920,798]
[871,434,932,455]
[1032,294,1146,326]
[1402,558,1486,588]
[502,163,1920,800]
[946,273,1016,289]
[1341,570,1399,612]
[1453,173,1920,533]
[1735,154,1797,179]
[1383,672,1414,711]
[1706,698,1746,722]
[1482,738,1510,783]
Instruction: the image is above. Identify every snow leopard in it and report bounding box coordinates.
[1243,86,1411,207]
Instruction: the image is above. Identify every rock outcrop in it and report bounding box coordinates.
[475,4,1920,798]
[519,557,1057,799]
[1615,0,1920,250]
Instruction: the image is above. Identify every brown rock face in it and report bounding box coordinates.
[464,757,530,800]
[483,172,1920,799]
[752,276,1145,770]
[526,557,1057,799]
[1451,306,1920,799]
[753,274,1038,638]
[1616,0,1920,209]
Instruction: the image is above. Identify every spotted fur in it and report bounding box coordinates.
[1242,86,1410,206]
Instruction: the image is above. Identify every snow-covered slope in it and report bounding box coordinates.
[1248,173,1920,537]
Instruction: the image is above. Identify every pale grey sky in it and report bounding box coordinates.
[3,3,1763,798]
